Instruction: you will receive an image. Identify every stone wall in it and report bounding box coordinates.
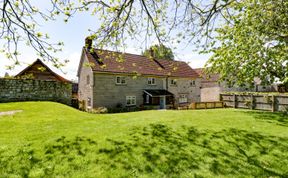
[0,78,72,105]
[167,77,201,106]
[78,50,94,109]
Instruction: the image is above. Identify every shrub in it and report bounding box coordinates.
[282,107,288,117]
[108,106,140,113]
[91,107,108,114]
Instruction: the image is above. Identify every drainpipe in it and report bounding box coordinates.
[166,77,169,90]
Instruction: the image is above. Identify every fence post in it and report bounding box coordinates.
[233,94,237,108]
[250,95,254,110]
[271,95,275,112]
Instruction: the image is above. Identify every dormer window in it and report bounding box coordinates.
[148,77,156,85]
[116,76,126,84]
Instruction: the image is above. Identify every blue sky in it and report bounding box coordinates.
[0,3,211,80]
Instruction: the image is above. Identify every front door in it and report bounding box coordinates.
[159,96,166,109]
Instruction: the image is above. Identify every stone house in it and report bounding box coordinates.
[195,68,277,102]
[77,40,200,110]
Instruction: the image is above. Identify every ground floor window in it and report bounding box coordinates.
[179,94,188,103]
[126,96,136,106]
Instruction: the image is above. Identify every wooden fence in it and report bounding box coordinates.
[220,94,288,112]
[178,101,224,110]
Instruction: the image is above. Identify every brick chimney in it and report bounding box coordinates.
[85,36,92,50]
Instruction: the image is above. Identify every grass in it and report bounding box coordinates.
[0,101,287,177]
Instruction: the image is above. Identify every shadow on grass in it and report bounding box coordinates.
[241,110,288,127]
[1,124,288,177]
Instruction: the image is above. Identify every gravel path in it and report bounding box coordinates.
[0,110,23,116]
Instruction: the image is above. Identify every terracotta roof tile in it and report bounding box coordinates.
[85,48,199,78]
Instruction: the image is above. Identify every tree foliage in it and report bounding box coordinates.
[1,0,233,65]
[1,0,287,85]
[204,0,288,85]
[0,0,75,68]
[143,44,174,60]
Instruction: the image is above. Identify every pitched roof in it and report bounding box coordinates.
[15,59,70,82]
[144,89,174,96]
[84,48,199,78]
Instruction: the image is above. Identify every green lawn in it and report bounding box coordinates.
[0,102,287,177]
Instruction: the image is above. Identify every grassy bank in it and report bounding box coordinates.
[0,102,287,177]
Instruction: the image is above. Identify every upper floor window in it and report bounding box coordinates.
[126,96,136,106]
[190,80,196,86]
[86,75,90,85]
[116,76,126,84]
[170,79,177,86]
[148,77,156,85]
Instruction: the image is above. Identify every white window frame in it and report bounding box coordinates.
[170,79,177,86]
[147,77,156,85]
[190,80,196,86]
[116,76,126,84]
[179,94,188,103]
[126,96,136,106]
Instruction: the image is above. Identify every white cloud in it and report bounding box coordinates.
[176,53,211,69]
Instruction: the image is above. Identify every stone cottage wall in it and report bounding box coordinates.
[0,79,72,105]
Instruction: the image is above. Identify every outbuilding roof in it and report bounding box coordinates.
[15,59,70,82]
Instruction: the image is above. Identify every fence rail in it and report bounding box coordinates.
[220,94,288,112]
[178,101,224,110]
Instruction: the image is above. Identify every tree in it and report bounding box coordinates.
[1,0,287,85]
[143,44,174,60]
[1,0,234,65]
[204,0,288,86]
[0,0,74,68]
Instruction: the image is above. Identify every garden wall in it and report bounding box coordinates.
[220,93,288,112]
[0,78,72,105]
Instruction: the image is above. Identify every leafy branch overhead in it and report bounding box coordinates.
[0,0,71,68]
[0,0,234,65]
[204,0,288,86]
[143,44,174,60]
[1,0,287,85]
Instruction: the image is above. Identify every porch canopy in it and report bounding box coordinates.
[144,89,174,97]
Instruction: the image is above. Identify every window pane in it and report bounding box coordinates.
[121,77,125,84]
